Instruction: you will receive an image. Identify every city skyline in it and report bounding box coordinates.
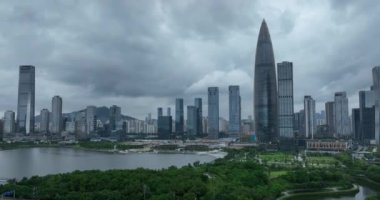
[0,1,380,120]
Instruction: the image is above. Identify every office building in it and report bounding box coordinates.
[372,66,380,145]
[277,61,294,139]
[325,102,335,135]
[51,96,63,134]
[16,65,35,134]
[86,106,97,134]
[158,116,172,139]
[352,108,360,139]
[304,96,316,139]
[187,106,197,137]
[167,107,171,116]
[4,111,15,134]
[208,87,219,139]
[110,105,121,131]
[358,90,375,142]
[175,98,184,134]
[228,85,241,136]
[334,92,350,137]
[40,109,49,133]
[254,20,278,143]
[157,107,163,119]
[194,98,203,136]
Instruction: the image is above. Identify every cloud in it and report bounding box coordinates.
[0,0,380,120]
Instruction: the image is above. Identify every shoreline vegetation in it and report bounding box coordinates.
[0,143,380,199]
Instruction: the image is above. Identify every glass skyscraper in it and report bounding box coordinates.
[334,92,350,137]
[228,85,241,136]
[51,96,63,134]
[194,98,203,136]
[277,62,294,139]
[372,66,380,145]
[17,65,35,134]
[254,20,278,143]
[304,96,316,139]
[208,87,219,139]
[175,98,184,135]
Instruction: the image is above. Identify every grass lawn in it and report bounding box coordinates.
[270,170,288,179]
[259,153,294,162]
[306,156,338,165]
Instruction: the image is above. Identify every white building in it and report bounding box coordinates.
[3,111,15,134]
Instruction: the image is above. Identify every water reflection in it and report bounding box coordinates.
[0,147,216,180]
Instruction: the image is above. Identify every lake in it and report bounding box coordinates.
[0,147,217,180]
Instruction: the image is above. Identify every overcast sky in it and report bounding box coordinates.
[0,0,379,120]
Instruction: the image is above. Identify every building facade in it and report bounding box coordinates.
[254,20,278,143]
[86,106,97,134]
[194,98,203,136]
[325,102,335,136]
[51,96,63,134]
[372,66,380,145]
[4,111,15,134]
[16,65,35,134]
[186,106,197,137]
[304,96,316,139]
[334,92,350,137]
[175,98,184,135]
[40,109,49,133]
[109,105,121,131]
[228,85,241,136]
[358,90,375,142]
[277,61,294,139]
[208,87,219,139]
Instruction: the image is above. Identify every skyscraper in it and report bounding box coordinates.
[304,96,316,139]
[157,107,163,119]
[86,106,97,134]
[110,105,121,131]
[167,107,171,116]
[208,87,219,139]
[228,85,241,136]
[175,98,184,134]
[334,92,350,137]
[194,98,203,136]
[277,61,294,139]
[4,111,15,134]
[325,101,335,136]
[187,106,197,137]
[51,96,63,134]
[17,65,35,134]
[372,66,380,145]
[352,108,360,139]
[358,90,375,142]
[40,109,49,133]
[254,20,278,143]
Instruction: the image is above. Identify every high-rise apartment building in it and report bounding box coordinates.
[4,111,15,134]
[110,105,121,131]
[325,102,335,135]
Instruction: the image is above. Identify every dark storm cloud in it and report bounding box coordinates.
[0,0,380,119]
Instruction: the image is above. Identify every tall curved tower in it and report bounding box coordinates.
[254,19,278,143]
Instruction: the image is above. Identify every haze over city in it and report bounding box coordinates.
[0,0,379,119]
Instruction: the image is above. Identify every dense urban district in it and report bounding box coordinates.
[1,19,380,199]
